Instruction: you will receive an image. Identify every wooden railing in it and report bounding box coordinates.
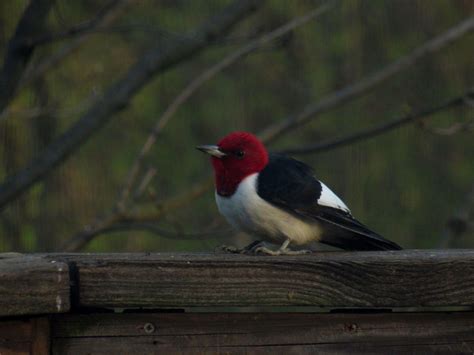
[1,251,474,354]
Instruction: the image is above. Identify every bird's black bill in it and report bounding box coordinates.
[196,145,227,158]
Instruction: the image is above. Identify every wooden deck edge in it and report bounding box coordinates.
[0,254,70,317]
[2,251,474,315]
[50,311,474,354]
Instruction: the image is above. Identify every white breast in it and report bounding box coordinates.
[215,173,322,246]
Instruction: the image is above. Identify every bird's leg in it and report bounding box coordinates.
[217,239,312,256]
[255,239,313,256]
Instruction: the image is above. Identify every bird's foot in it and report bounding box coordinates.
[215,240,313,256]
[254,246,313,256]
[241,240,265,254]
[215,241,264,254]
[214,244,241,254]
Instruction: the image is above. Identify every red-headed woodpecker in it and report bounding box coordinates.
[197,131,402,255]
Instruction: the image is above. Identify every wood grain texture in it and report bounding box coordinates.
[0,320,31,355]
[31,318,51,355]
[0,255,70,316]
[0,317,50,355]
[45,250,474,309]
[51,312,474,354]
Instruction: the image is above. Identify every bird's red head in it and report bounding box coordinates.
[197,131,269,196]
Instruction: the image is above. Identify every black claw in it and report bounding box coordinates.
[214,245,240,254]
[242,240,264,252]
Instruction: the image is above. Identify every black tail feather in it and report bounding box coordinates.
[318,217,402,251]
[321,231,402,251]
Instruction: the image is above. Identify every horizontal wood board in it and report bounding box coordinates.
[0,254,70,316]
[51,312,474,354]
[43,250,474,309]
[0,317,50,355]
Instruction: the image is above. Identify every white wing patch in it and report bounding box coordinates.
[318,181,351,214]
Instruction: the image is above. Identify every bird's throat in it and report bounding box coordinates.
[215,171,241,197]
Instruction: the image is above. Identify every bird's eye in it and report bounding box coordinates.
[235,150,245,159]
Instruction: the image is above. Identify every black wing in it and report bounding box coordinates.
[257,154,402,251]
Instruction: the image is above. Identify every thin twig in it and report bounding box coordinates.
[259,16,474,143]
[100,223,232,240]
[60,178,216,251]
[0,97,92,124]
[0,107,54,122]
[126,179,215,223]
[440,185,474,248]
[61,211,121,252]
[62,222,231,252]
[21,0,123,46]
[422,108,474,136]
[279,89,473,155]
[133,167,157,201]
[425,120,474,135]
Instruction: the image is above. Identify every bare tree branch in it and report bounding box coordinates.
[440,185,474,248]
[0,0,260,211]
[0,1,130,124]
[60,177,215,251]
[279,88,473,155]
[421,98,474,136]
[424,119,474,135]
[0,95,94,124]
[0,107,54,122]
[132,167,157,201]
[60,211,122,252]
[21,0,124,47]
[0,0,53,115]
[259,16,474,143]
[19,0,132,89]
[91,222,231,242]
[127,179,215,223]
[63,219,231,252]
[61,178,215,251]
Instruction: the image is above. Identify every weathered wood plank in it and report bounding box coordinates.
[46,251,474,309]
[52,341,474,355]
[0,255,70,316]
[51,312,474,354]
[31,318,51,355]
[0,320,31,355]
[0,317,50,355]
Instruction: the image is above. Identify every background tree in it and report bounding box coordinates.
[0,0,472,252]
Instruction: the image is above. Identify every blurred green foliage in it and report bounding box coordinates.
[0,0,473,252]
